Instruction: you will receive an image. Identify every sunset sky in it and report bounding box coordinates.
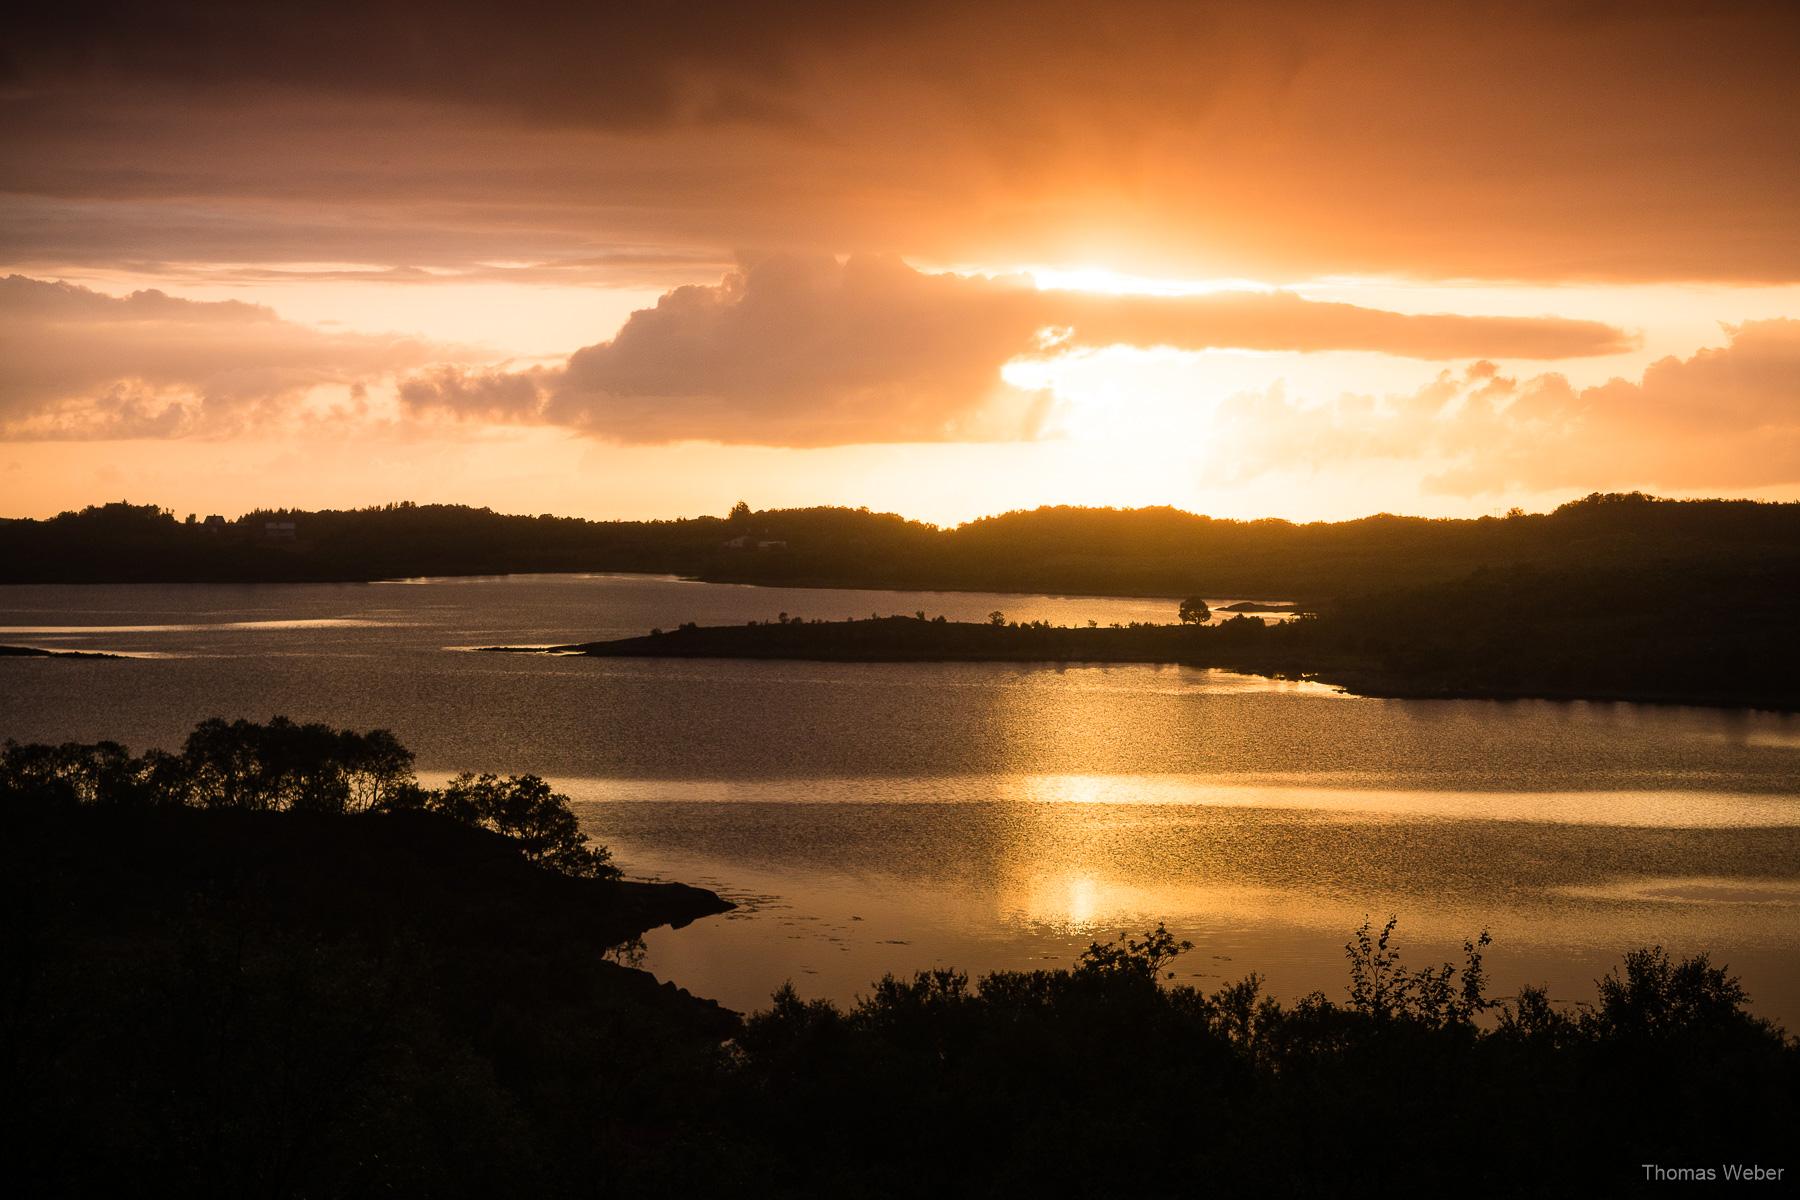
[4,0,1798,524]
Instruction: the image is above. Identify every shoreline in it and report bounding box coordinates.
[6,802,741,1021]
[481,616,1800,713]
[0,564,1224,605]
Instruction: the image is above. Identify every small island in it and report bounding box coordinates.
[489,611,1301,668]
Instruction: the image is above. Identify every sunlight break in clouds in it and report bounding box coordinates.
[6,4,1799,284]
[2,1,1798,522]
[1203,320,1800,496]
[398,256,1630,446]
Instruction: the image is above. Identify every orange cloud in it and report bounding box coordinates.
[1211,320,1800,494]
[401,256,1629,445]
[3,3,1797,284]
[0,275,441,439]
[397,367,547,423]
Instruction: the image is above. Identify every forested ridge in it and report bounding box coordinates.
[5,492,1796,603]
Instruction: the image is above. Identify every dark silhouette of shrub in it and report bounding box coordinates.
[726,919,1794,1195]
[1343,916,1492,1026]
[1073,921,1192,982]
[1589,945,1759,1039]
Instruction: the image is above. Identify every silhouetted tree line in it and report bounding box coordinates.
[0,716,616,878]
[2,731,1794,1195]
[7,493,1799,605]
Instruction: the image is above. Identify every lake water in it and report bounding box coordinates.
[4,573,1798,1023]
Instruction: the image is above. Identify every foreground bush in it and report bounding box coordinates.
[727,921,1796,1195]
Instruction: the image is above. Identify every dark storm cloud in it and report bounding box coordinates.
[3,2,1798,283]
[3,0,922,128]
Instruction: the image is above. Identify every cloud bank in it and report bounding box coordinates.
[4,2,1797,283]
[8,266,1794,501]
[1211,320,1800,495]
[402,256,1630,444]
[0,275,439,438]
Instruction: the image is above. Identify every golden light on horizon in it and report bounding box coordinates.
[3,3,1799,524]
[1023,266,1278,297]
[7,8,1800,1180]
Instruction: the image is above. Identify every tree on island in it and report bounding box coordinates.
[1178,596,1211,625]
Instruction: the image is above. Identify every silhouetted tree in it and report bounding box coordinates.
[1587,946,1760,1039]
[0,738,177,808]
[0,719,613,880]
[178,716,413,814]
[1178,596,1211,625]
[431,772,618,879]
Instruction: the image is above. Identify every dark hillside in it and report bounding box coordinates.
[6,493,1797,601]
[2,803,735,1195]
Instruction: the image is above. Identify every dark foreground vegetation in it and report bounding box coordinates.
[1,719,733,1196]
[4,720,1796,1196]
[507,547,1800,709]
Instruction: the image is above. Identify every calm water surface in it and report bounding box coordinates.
[4,574,1798,1021]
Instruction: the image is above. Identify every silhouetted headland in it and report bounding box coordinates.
[0,644,121,659]
[488,547,1800,711]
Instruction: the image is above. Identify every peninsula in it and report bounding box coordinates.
[486,548,1800,712]
[0,645,121,659]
